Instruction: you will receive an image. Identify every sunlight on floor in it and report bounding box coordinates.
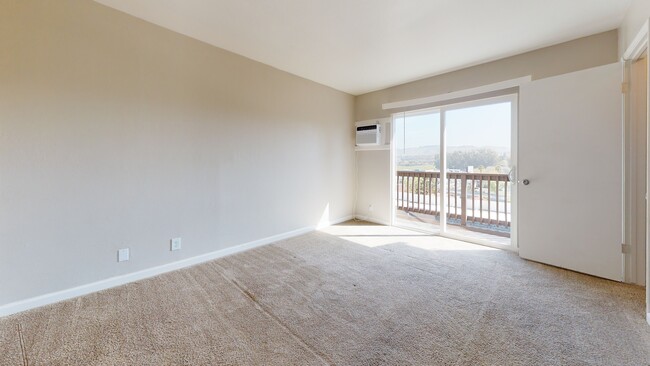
[319,221,498,251]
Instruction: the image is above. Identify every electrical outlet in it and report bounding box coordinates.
[368,204,374,212]
[170,237,182,251]
[118,248,129,262]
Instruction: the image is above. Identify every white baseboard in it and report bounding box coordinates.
[354,214,391,226]
[316,215,354,229]
[0,215,353,318]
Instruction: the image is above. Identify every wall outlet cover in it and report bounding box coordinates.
[118,248,130,262]
[171,237,182,251]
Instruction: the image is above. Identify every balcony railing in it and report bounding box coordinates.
[396,171,511,236]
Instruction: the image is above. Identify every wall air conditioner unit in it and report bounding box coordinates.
[356,124,381,146]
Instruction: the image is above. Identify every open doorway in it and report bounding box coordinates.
[391,94,517,249]
[625,52,647,287]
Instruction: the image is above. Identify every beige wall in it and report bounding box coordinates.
[619,0,650,57]
[355,150,391,225]
[354,31,619,225]
[355,30,618,121]
[0,0,354,307]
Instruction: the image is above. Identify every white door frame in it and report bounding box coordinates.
[621,18,650,325]
[389,93,518,251]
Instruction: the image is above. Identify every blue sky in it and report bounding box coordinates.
[394,102,511,149]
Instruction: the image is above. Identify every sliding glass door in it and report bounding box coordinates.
[391,95,517,248]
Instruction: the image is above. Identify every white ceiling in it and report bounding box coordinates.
[95,0,632,95]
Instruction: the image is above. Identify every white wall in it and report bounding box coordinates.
[354,32,620,225]
[0,1,355,308]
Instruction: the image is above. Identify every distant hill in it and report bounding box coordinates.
[397,145,510,156]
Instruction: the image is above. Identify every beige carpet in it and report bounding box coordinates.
[1,222,649,365]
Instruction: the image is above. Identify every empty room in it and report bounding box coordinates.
[2,0,650,365]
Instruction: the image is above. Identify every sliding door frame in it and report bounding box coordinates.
[390,93,519,251]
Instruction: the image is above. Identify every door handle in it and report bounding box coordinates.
[522,179,530,186]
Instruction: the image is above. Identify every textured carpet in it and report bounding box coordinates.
[1,222,649,365]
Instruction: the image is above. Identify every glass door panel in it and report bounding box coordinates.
[443,101,513,246]
[393,110,441,232]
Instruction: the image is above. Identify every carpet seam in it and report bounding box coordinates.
[451,261,503,366]
[182,268,257,365]
[17,323,28,366]
[213,262,335,366]
[374,241,508,365]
